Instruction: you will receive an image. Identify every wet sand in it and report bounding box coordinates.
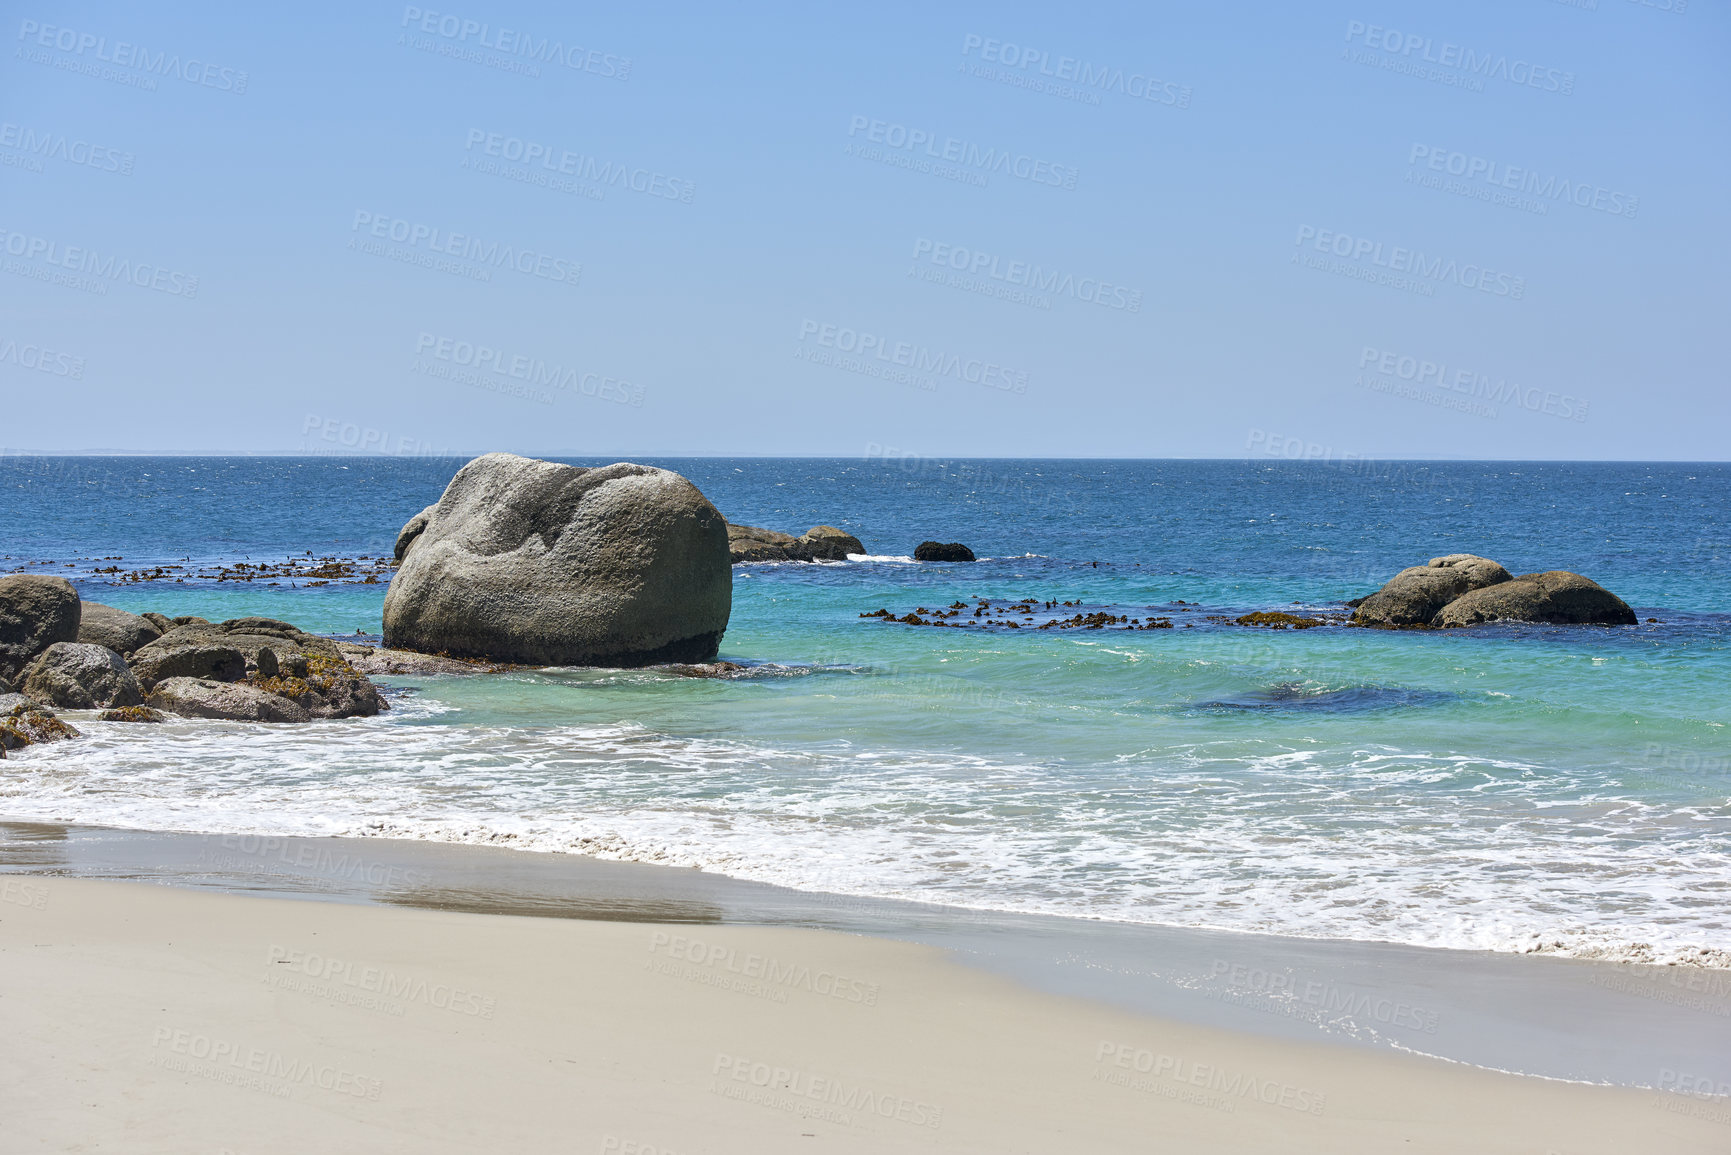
[2,823,1729,1152]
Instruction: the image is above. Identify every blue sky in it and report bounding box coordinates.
[2,0,1724,459]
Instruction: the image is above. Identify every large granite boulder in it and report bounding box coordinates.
[0,695,81,750]
[1433,571,1637,628]
[727,523,864,563]
[20,642,143,709]
[76,602,162,657]
[383,454,732,666]
[1350,554,1512,627]
[147,677,311,723]
[914,541,976,562]
[0,575,81,682]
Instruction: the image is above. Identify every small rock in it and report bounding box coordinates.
[141,612,176,634]
[147,677,311,723]
[914,541,976,562]
[1350,554,1511,628]
[99,705,167,723]
[20,642,144,709]
[1235,611,1325,629]
[0,697,81,749]
[1433,571,1637,628]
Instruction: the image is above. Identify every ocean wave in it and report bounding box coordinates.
[2,704,1727,969]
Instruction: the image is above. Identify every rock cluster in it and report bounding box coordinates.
[385,454,732,666]
[727,523,863,564]
[1350,555,1635,628]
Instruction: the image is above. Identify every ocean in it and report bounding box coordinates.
[3,455,1728,965]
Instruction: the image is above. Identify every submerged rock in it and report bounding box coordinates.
[20,642,143,709]
[1235,611,1325,629]
[0,574,81,683]
[383,454,732,666]
[98,705,167,723]
[727,523,864,563]
[914,541,976,562]
[76,602,162,657]
[147,677,310,723]
[337,644,500,675]
[1433,571,1637,627]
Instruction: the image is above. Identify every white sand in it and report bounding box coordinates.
[2,876,1726,1153]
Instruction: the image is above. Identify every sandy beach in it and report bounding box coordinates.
[3,838,1728,1153]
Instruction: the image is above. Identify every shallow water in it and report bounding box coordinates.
[3,456,1728,963]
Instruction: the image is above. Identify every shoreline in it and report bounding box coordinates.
[6,873,1731,1153]
[4,820,1728,1093]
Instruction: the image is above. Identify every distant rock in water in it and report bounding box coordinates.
[1350,555,1635,628]
[727,523,863,563]
[914,541,976,562]
[21,642,143,709]
[384,453,732,666]
[0,575,81,683]
[1433,571,1637,628]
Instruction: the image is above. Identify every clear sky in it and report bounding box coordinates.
[2,0,1725,459]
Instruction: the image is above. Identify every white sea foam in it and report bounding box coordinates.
[3,702,1726,968]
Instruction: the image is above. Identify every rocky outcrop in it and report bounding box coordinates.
[20,643,144,709]
[336,644,499,675]
[1351,555,1635,629]
[383,454,732,666]
[0,695,81,750]
[1350,555,1512,627]
[914,541,976,562]
[147,677,311,723]
[76,602,162,657]
[726,523,864,563]
[1433,571,1637,628]
[125,619,386,718]
[0,575,81,683]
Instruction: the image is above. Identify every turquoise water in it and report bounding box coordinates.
[3,456,1728,961]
